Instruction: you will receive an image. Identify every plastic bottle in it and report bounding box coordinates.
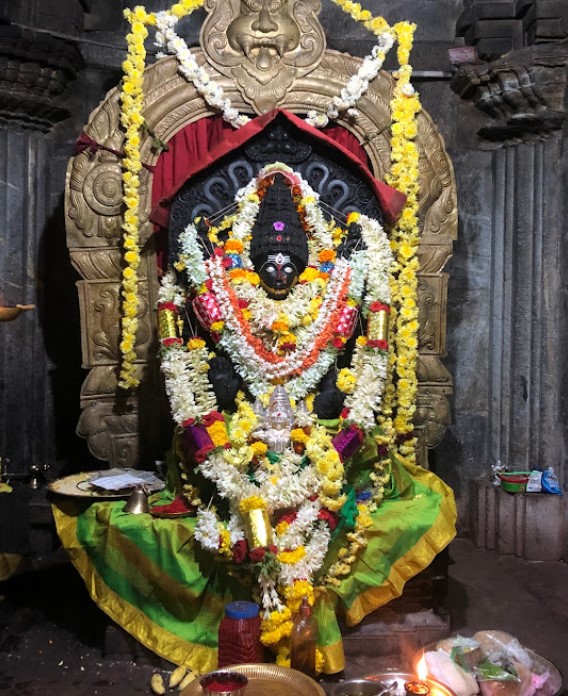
[217,601,263,668]
[290,597,319,678]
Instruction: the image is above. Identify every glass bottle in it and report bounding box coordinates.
[290,597,319,678]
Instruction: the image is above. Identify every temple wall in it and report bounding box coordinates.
[0,0,566,536]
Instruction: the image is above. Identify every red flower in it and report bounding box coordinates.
[278,511,297,526]
[181,417,195,428]
[162,337,183,347]
[369,301,390,313]
[210,332,221,343]
[222,257,233,268]
[194,443,215,463]
[340,407,350,419]
[205,279,213,291]
[214,247,224,257]
[158,301,179,313]
[232,539,248,565]
[368,339,388,350]
[332,336,344,349]
[203,411,224,427]
[249,547,266,564]
[318,509,339,531]
[238,299,249,309]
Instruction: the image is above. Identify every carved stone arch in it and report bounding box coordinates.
[65,47,457,467]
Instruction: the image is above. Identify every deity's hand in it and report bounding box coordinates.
[313,369,346,420]
[208,356,243,412]
[338,220,363,260]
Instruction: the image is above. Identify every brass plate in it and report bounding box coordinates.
[181,664,326,696]
[48,470,164,499]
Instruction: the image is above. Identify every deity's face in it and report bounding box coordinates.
[226,0,301,74]
[258,252,299,299]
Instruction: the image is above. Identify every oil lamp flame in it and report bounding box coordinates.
[417,654,428,681]
[405,654,430,696]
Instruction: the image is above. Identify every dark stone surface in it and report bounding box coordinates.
[456,0,568,59]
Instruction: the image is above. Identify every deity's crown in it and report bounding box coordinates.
[250,174,309,268]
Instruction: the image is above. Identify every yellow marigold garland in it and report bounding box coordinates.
[118,9,151,389]
[386,22,421,463]
[118,1,205,388]
[326,3,422,465]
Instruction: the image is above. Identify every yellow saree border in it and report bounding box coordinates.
[0,552,26,581]
[52,505,217,673]
[343,462,457,626]
[320,638,346,674]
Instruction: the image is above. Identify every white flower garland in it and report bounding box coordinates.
[154,14,396,130]
[158,165,394,613]
[155,11,250,129]
[307,35,395,128]
[344,216,393,430]
[198,448,321,515]
[160,343,218,424]
[157,269,186,307]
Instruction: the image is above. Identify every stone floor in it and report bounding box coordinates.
[0,538,566,696]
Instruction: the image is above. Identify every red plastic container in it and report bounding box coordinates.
[217,601,263,668]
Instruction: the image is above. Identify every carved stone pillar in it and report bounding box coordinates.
[450,38,568,477]
[0,19,86,480]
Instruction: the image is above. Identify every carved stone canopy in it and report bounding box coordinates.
[65,37,457,468]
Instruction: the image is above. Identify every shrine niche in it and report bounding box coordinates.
[65,4,457,471]
[58,0,461,676]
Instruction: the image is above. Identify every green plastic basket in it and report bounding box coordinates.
[499,471,530,493]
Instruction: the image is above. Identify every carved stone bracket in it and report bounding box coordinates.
[450,43,568,142]
[0,25,84,132]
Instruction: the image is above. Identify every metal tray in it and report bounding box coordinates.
[181,664,326,696]
[354,671,456,696]
[47,470,164,499]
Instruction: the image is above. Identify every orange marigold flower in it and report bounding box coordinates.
[318,249,336,263]
[271,320,289,333]
[224,239,244,253]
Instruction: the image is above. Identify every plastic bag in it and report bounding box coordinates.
[491,460,505,487]
[541,467,562,495]
[526,470,542,493]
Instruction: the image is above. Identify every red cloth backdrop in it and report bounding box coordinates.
[150,110,405,270]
